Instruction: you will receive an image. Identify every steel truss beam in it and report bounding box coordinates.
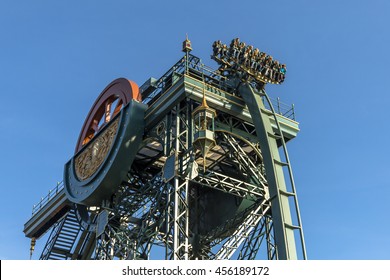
[38,88,301,261]
[238,216,267,260]
[192,170,263,199]
[163,102,191,260]
[221,132,267,186]
[92,170,165,260]
[25,52,304,261]
[213,200,270,259]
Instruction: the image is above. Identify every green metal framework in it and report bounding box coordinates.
[24,50,306,260]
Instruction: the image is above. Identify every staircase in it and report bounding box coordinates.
[40,208,81,260]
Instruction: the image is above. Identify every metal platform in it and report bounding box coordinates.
[24,183,70,239]
[142,54,298,140]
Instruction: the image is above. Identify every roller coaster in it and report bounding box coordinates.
[24,37,306,260]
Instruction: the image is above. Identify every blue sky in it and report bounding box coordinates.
[1,0,390,260]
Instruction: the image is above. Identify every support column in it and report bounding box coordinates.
[239,82,298,260]
[164,101,191,260]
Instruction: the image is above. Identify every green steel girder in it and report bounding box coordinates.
[183,75,300,142]
[238,82,300,260]
[25,53,304,261]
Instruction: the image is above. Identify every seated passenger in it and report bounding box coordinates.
[251,48,260,71]
[230,38,240,59]
[212,40,222,57]
[245,45,253,68]
[221,44,228,60]
[257,53,266,72]
[240,48,250,67]
[238,42,246,62]
[261,56,271,76]
[279,64,287,83]
[271,60,280,82]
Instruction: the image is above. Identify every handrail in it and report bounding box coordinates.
[142,54,296,120]
[32,181,64,216]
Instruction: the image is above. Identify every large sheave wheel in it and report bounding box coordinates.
[64,78,146,206]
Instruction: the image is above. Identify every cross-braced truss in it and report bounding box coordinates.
[32,52,305,260]
[80,97,282,260]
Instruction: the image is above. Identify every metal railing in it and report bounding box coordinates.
[32,181,64,216]
[29,56,296,217]
[142,54,296,120]
[265,97,295,120]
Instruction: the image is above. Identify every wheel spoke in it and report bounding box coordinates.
[105,101,112,124]
[75,78,141,153]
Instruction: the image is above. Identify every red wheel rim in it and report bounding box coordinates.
[75,78,141,153]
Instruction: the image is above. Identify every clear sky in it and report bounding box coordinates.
[1,0,390,260]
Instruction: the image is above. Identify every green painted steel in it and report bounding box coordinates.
[238,82,300,260]
[25,52,305,260]
[64,100,147,206]
[183,75,300,141]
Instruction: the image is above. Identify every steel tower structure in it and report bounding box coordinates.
[24,38,306,260]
